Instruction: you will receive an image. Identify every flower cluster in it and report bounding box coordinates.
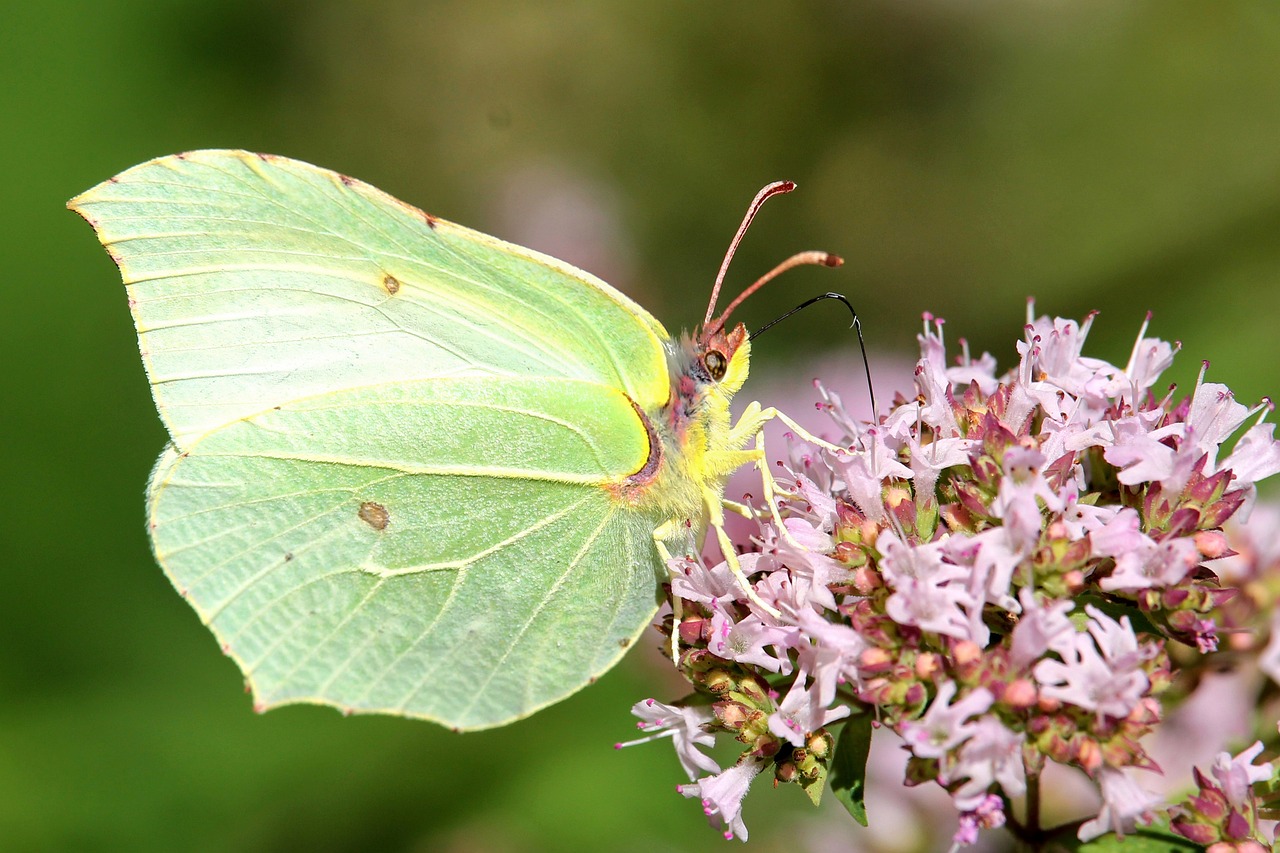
[1169,742,1275,850]
[620,306,1280,848]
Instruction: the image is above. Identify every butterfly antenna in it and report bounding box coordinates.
[752,292,877,416]
[710,250,843,334]
[704,180,796,330]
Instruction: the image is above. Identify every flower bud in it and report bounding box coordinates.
[1076,738,1102,774]
[914,652,941,680]
[1002,678,1037,710]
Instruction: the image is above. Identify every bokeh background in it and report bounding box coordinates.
[5,2,1280,851]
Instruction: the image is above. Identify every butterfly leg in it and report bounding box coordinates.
[728,402,847,553]
[699,480,783,619]
[720,498,758,520]
[754,405,848,455]
[653,522,695,664]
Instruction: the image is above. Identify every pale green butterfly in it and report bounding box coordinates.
[70,151,838,730]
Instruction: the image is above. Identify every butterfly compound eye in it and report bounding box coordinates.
[704,350,727,381]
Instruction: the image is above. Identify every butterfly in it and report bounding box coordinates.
[70,151,838,730]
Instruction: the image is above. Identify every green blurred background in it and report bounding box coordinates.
[5,2,1280,851]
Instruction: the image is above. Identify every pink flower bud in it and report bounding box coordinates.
[953,641,982,666]
[1077,739,1103,773]
[1003,678,1037,710]
[1194,529,1231,559]
[859,647,893,672]
[915,652,941,679]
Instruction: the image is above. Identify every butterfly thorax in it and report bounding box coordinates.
[619,324,752,519]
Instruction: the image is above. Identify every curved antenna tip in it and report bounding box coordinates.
[750,292,878,416]
[704,181,801,328]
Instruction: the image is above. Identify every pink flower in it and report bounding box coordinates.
[878,533,980,640]
[1091,510,1201,592]
[773,517,851,613]
[708,607,796,674]
[1211,741,1271,810]
[1185,375,1250,472]
[1084,605,1147,668]
[1223,422,1280,487]
[916,315,964,434]
[1101,535,1200,592]
[885,574,977,641]
[1033,608,1149,719]
[1101,415,1180,485]
[677,757,768,841]
[832,429,911,522]
[1088,507,1147,557]
[991,446,1062,551]
[1107,316,1178,402]
[767,676,850,748]
[909,433,976,507]
[946,347,1000,396]
[619,699,720,779]
[669,554,740,606]
[1059,495,1120,539]
[1078,766,1164,841]
[793,608,868,706]
[947,716,1027,811]
[792,472,839,531]
[900,681,994,760]
[1008,589,1074,669]
[1015,312,1117,419]
[950,794,1006,850]
[625,306,1280,846]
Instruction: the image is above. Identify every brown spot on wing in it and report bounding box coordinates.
[358,501,390,531]
[382,273,401,295]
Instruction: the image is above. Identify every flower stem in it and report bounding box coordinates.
[1025,764,1041,837]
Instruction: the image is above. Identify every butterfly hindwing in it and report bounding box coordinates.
[149,376,666,729]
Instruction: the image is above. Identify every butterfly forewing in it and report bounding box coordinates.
[70,150,670,448]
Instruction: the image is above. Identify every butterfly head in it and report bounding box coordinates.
[666,322,749,426]
[695,321,750,400]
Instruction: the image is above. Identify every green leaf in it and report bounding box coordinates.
[1071,593,1160,637]
[1042,819,1200,852]
[798,750,828,808]
[829,712,873,826]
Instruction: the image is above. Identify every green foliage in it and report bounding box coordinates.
[829,712,873,827]
[1049,820,1202,852]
